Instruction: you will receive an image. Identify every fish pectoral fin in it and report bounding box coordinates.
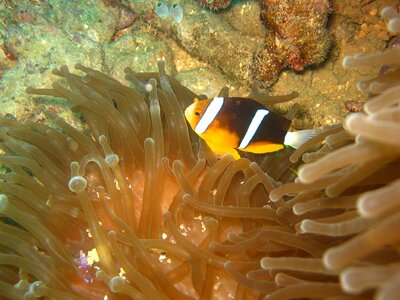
[241,142,284,154]
[226,148,241,160]
[213,148,240,160]
[213,146,241,160]
[206,140,241,160]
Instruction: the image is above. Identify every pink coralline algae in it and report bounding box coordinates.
[254,0,331,86]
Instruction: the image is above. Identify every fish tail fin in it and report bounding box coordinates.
[283,128,322,149]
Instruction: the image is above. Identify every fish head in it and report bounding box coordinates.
[184,98,212,132]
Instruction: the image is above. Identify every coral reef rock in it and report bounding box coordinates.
[0,6,400,299]
[197,0,232,11]
[254,0,332,86]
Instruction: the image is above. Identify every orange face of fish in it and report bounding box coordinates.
[184,98,241,158]
[184,98,208,130]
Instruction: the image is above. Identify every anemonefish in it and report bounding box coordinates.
[184,97,319,159]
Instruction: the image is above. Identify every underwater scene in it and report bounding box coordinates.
[0,0,400,299]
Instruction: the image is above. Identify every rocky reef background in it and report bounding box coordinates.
[1,1,400,299]
[0,0,399,129]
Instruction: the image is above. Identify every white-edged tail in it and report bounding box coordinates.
[283,128,322,149]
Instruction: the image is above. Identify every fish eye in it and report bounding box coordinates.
[195,111,201,117]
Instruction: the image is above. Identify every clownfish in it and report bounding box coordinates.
[184,97,319,159]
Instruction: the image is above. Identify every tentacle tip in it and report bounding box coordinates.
[68,176,87,193]
[145,82,154,92]
[357,195,374,218]
[342,55,353,69]
[95,270,105,279]
[105,154,119,167]
[0,194,9,211]
[163,211,172,219]
[109,276,124,293]
[322,249,342,271]
[25,87,35,94]
[289,155,299,163]
[259,257,269,269]
[208,241,218,251]
[292,204,304,216]
[356,81,368,92]
[344,112,364,132]
[108,230,117,238]
[291,91,300,97]
[388,18,400,33]
[223,260,234,270]
[299,220,311,233]
[339,271,357,293]
[381,6,395,18]
[269,191,280,202]
[99,135,106,143]
[51,68,62,75]
[297,165,316,183]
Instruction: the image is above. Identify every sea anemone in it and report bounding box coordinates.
[0,60,298,299]
[264,6,400,299]
[1,6,400,300]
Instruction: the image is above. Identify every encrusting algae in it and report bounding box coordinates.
[0,6,400,300]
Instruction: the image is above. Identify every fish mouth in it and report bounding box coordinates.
[184,103,197,129]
